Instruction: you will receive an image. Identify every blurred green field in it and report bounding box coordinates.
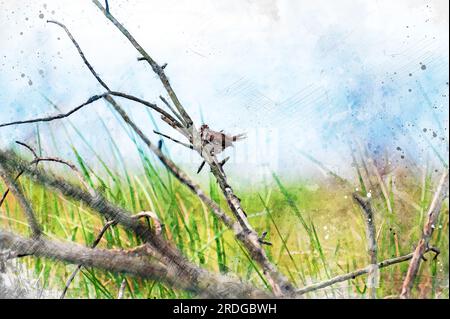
[0,119,448,299]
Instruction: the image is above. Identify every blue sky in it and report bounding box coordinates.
[0,0,448,183]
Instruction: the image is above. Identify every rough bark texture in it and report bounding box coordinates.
[400,171,449,298]
[0,230,269,298]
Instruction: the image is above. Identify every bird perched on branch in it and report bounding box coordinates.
[153,124,246,173]
[199,124,246,155]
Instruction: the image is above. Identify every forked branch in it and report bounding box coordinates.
[0,141,92,208]
[0,164,42,238]
[0,229,268,298]
[0,95,105,129]
[61,211,163,298]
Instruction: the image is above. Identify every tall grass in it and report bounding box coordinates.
[0,120,448,299]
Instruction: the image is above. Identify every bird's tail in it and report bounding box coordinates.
[232,133,247,142]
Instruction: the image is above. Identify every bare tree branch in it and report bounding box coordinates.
[0,230,269,298]
[0,151,274,297]
[0,95,105,129]
[91,0,194,128]
[105,0,110,14]
[0,141,39,207]
[0,141,92,208]
[353,192,378,299]
[47,19,187,133]
[47,19,191,138]
[108,91,186,131]
[153,130,194,150]
[295,249,437,297]
[60,219,117,299]
[400,170,449,298]
[0,141,109,299]
[47,20,111,91]
[89,1,294,294]
[0,164,42,238]
[49,18,292,294]
[15,141,38,158]
[61,212,161,299]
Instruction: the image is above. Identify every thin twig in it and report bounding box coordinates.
[153,130,193,150]
[0,142,92,208]
[159,95,187,127]
[47,20,111,91]
[15,141,38,158]
[47,19,188,135]
[105,97,292,295]
[2,142,99,299]
[197,160,206,174]
[91,0,194,128]
[160,115,190,138]
[295,249,436,296]
[0,141,38,207]
[0,94,105,129]
[108,91,185,130]
[400,170,449,298]
[61,212,161,298]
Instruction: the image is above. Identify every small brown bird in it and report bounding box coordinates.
[196,124,246,174]
[199,124,246,155]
